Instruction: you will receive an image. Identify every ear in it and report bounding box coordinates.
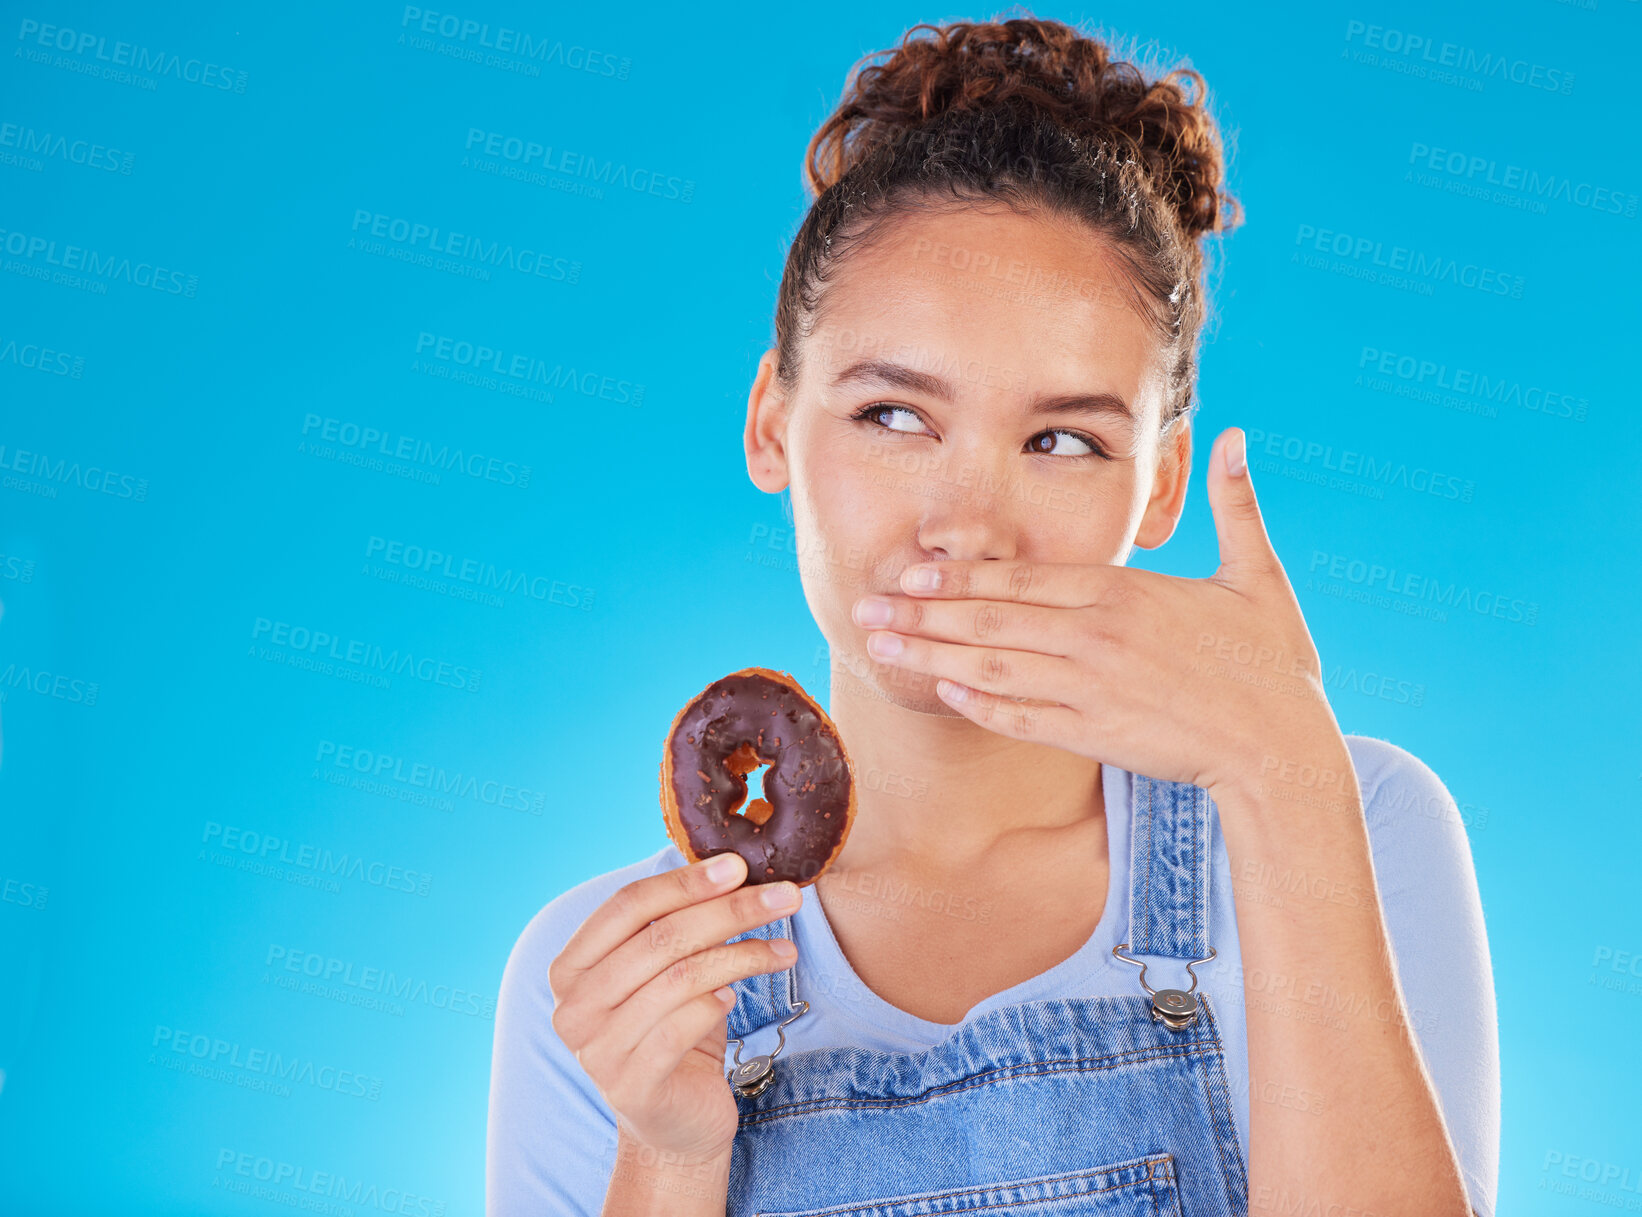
[744,348,792,494]
[1132,418,1192,551]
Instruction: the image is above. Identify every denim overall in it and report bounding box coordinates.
[721,775,1249,1216]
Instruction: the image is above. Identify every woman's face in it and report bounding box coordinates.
[745,203,1192,716]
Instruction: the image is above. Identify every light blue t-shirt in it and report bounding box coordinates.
[485,734,1499,1216]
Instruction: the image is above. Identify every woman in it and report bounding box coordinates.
[487,16,1498,1216]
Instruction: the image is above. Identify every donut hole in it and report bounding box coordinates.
[735,764,776,826]
[724,741,778,827]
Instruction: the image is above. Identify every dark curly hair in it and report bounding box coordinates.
[773,15,1243,433]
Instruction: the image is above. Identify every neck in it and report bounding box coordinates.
[824,660,1105,873]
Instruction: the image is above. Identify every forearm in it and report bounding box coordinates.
[601,1127,731,1217]
[1212,734,1470,1216]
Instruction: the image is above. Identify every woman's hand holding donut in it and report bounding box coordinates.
[548,851,800,1161]
[849,427,1347,806]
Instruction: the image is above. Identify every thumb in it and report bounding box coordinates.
[1207,427,1280,586]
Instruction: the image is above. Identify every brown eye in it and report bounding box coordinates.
[1029,429,1101,457]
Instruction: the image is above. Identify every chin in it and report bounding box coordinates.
[825,644,964,718]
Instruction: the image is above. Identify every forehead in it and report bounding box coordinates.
[804,204,1164,399]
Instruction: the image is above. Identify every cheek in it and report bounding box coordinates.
[788,439,891,600]
[1093,470,1155,563]
[1003,460,1147,557]
[793,430,866,537]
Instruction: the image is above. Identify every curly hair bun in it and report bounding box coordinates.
[806,17,1240,243]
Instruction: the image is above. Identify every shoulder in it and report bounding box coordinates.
[1340,734,1500,1215]
[1337,732,1489,975]
[1346,732,1451,798]
[1341,733,1487,933]
[1342,734,1480,880]
[1345,732,1448,809]
[499,841,689,1010]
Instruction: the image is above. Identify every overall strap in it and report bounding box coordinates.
[1127,774,1214,962]
[724,913,800,1042]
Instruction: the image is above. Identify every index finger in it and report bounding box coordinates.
[553,852,748,986]
[896,560,1125,607]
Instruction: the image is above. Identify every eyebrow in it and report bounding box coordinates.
[830,358,1134,422]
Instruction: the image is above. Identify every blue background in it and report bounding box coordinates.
[1,1,1638,1212]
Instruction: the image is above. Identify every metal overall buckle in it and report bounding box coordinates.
[1111,943,1217,1030]
[725,999,808,1097]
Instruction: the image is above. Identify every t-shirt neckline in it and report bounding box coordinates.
[791,762,1134,1042]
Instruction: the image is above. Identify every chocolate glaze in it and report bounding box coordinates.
[667,671,852,884]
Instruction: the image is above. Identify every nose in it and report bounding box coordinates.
[914,470,1018,563]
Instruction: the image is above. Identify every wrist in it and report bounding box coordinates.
[1209,728,1359,817]
[605,1128,732,1216]
[613,1123,734,1175]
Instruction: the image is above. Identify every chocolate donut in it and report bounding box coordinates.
[660,667,856,886]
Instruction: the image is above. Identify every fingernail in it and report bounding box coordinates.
[853,596,893,627]
[906,566,940,591]
[761,882,799,909]
[1225,430,1246,478]
[868,632,903,658]
[714,985,736,1006]
[770,939,797,961]
[706,854,742,884]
